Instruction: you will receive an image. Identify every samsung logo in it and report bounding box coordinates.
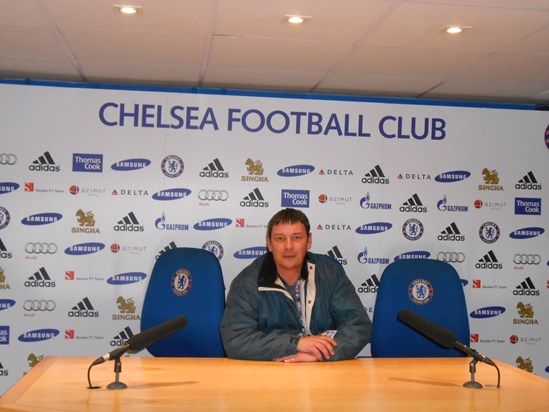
[21,213,63,226]
[18,328,60,342]
[111,158,151,171]
[355,222,392,235]
[394,251,431,260]
[470,306,506,319]
[0,299,15,311]
[152,188,191,201]
[193,218,232,231]
[65,242,105,255]
[0,182,20,194]
[509,227,544,239]
[234,246,268,259]
[107,272,147,285]
[435,170,471,183]
[277,164,315,177]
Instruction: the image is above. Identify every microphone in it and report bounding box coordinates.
[398,309,496,367]
[92,315,188,366]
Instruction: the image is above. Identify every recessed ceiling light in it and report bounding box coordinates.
[113,4,142,15]
[283,15,312,25]
[441,25,472,34]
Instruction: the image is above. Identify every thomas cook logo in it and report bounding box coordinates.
[172,269,192,296]
[68,297,99,318]
[408,279,434,305]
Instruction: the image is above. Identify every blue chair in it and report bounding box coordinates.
[370,258,469,357]
[141,247,226,357]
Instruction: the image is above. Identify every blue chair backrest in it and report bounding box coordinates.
[371,258,469,357]
[141,247,226,357]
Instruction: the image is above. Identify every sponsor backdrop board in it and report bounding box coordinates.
[0,82,548,393]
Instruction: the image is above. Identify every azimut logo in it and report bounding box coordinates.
[25,267,56,288]
[111,158,151,171]
[400,193,427,213]
[277,164,315,177]
[514,277,540,296]
[326,246,347,265]
[64,242,105,255]
[240,188,268,207]
[438,222,465,241]
[29,151,60,172]
[21,212,62,226]
[200,158,229,178]
[107,272,147,285]
[516,171,541,190]
[357,274,380,293]
[509,227,544,239]
[362,165,389,184]
[0,182,19,195]
[18,328,59,342]
[114,212,144,232]
[152,188,191,201]
[193,218,232,231]
[435,170,471,183]
[68,297,99,318]
[475,250,503,269]
[233,246,267,259]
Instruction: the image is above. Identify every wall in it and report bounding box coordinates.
[0,82,548,393]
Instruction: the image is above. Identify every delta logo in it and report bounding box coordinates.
[64,242,105,256]
[107,272,147,285]
[151,188,191,201]
[21,212,62,226]
[277,164,315,177]
[233,246,267,259]
[355,222,392,235]
[509,227,544,239]
[18,328,59,342]
[111,158,151,171]
[469,306,506,319]
[0,182,19,195]
[434,170,471,183]
[394,251,431,260]
[193,218,232,231]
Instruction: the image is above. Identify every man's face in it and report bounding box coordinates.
[267,221,312,278]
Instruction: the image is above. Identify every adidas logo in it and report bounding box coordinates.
[513,277,539,296]
[515,171,541,190]
[438,222,465,241]
[114,211,144,232]
[362,165,389,184]
[240,188,268,207]
[29,151,60,172]
[0,238,12,259]
[327,246,347,265]
[25,267,56,287]
[68,297,99,318]
[0,361,7,376]
[475,250,503,269]
[399,193,427,213]
[110,326,135,347]
[156,241,178,260]
[199,158,228,178]
[358,274,380,293]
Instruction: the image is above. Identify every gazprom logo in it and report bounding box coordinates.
[65,242,105,255]
[107,272,147,285]
[111,158,151,171]
[18,328,60,342]
[21,213,62,226]
[193,218,232,231]
[0,182,20,194]
[394,251,431,260]
[152,188,191,201]
[277,164,315,177]
[234,246,268,259]
[435,170,471,183]
[355,222,392,234]
[509,227,544,239]
[470,306,506,319]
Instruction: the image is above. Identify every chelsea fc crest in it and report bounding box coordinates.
[172,268,192,296]
[408,278,434,305]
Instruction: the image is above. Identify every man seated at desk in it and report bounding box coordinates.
[220,208,371,362]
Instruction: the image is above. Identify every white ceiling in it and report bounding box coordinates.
[1,0,549,106]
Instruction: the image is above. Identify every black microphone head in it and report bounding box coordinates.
[398,309,457,349]
[129,315,188,353]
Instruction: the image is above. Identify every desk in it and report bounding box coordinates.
[1,356,548,411]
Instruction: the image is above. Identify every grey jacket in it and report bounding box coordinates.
[220,252,371,360]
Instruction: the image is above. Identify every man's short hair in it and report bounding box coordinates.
[266,208,311,240]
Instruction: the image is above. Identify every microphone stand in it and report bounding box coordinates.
[463,357,483,389]
[107,356,128,390]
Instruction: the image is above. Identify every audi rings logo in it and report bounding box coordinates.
[25,242,58,254]
[513,254,541,265]
[0,153,17,165]
[437,251,466,263]
[23,299,56,311]
[198,189,229,201]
